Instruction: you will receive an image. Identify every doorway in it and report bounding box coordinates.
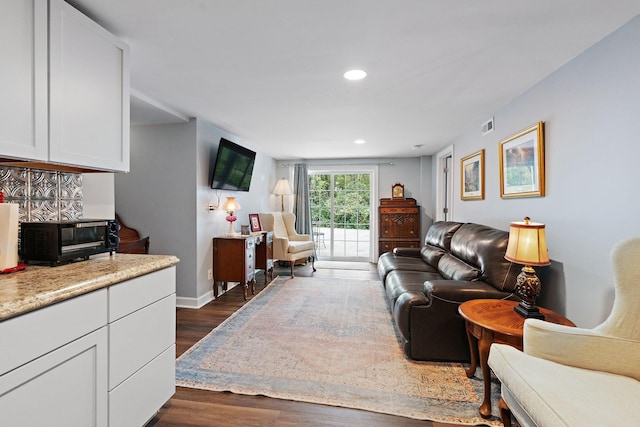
[308,167,376,262]
[435,145,454,221]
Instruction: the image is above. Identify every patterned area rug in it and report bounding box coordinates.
[176,276,503,426]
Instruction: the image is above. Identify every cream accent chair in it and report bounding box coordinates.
[259,212,316,277]
[488,237,640,427]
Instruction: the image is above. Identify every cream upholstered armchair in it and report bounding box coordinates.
[488,237,640,426]
[259,212,316,277]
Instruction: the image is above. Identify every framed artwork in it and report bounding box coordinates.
[499,122,545,198]
[249,214,261,232]
[460,149,484,200]
[392,183,405,199]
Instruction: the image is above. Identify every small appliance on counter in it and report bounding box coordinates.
[20,219,119,265]
[0,191,20,271]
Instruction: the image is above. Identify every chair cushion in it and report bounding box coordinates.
[288,240,315,253]
[489,344,640,426]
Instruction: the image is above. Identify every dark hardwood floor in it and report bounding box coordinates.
[146,262,468,427]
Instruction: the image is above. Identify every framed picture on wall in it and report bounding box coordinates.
[499,122,545,198]
[460,149,485,200]
[249,214,262,232]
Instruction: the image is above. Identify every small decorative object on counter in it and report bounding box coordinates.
[0,191,20,271]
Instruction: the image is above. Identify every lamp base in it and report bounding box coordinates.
[514,303,545,320]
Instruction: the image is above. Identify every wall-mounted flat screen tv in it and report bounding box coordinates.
[210,138,256,191]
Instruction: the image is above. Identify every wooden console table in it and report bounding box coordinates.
[213,235,257,300]
[458,299,575,420]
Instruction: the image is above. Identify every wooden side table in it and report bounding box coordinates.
[213,235,257,300]
[458,299,575,419]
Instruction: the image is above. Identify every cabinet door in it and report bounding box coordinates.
[49,0,130,172]
[0,0,48,161]
[0,327,108,427]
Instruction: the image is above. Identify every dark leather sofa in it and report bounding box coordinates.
[377,221,519,361]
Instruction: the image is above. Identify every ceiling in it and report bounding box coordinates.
[69,1,640,160]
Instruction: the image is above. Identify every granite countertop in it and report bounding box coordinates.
[0,253,180,321]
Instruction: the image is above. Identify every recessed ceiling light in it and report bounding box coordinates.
[354,139,366,144]
[343,69,367,80]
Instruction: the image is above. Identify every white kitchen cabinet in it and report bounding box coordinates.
[49,0,130,172]
[0,0,130,172]
[0,264,176,427]
[108,267,176,427]
[0,289,108,427]
[0,0,48,161]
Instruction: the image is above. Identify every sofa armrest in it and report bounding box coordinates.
[424,279,514,303]
[393,247,422,257]
[524,319,640,380]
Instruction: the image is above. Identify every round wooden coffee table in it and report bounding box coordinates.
[458,299,575,418]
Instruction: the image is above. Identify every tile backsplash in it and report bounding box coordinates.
[0,166,83,222]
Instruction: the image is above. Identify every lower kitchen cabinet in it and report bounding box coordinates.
[0,265,176,427]
[0,326,108,426]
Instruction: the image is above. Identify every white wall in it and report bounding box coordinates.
[82,173,115,218]
[439,14,640,327]
[195,119,275,305]
[115,118,275,308]
[276,157,433,247]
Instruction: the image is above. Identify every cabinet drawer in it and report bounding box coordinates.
[379,207,420,214]
[109,294,176,389]
[109,345,175,427]
[0,289,107,375]
[109,267,176,322]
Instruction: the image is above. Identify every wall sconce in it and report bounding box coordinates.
[272,178,292,212]
[504,217,550,319]
[221,196,241,235]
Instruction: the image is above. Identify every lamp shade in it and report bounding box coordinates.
[272,178,292,196]
[505,217,550,266]
[221,196,241,212]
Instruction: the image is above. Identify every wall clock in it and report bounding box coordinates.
[392,183,405,199]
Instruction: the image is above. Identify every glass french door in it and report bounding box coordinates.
[308,170,373,261]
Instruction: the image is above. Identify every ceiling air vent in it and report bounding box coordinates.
[481,117,494,135]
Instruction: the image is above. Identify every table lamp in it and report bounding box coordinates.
[272,178,292,212]
[504,217,550,319]
[221,196,241,236]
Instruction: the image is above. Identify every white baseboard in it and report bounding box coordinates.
[175,283,240,309]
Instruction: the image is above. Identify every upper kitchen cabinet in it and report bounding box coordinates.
[0,0,48,161]
[49,0,130,172]
[0,0,130,172]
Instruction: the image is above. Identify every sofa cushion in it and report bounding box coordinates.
[420,245,447,268]
[449,223,517,291]
[424,221,463,250]
[437,253,481,281]
[377,252,439,283]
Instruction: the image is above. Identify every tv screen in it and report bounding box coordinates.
[210,138,256,191]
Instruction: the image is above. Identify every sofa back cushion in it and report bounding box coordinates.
[448,223,518,291]
[419,222,462,268]
[424,221,463,249]
[438,253,481,281]
[420,245,446,268]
